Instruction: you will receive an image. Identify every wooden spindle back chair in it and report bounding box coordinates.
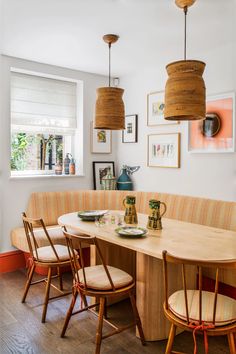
[22,213,61,263]
[21,213,72,323]
[162,250,236,354]
[61,227,146,354]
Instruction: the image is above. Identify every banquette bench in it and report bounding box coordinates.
[11,190,236,288]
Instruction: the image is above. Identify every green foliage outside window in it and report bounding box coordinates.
[11,133,35,171]
[11,132,64,171]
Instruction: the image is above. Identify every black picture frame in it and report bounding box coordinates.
[122,114,138,143]
[92,161,115,190]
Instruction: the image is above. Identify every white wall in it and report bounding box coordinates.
[0,55,117,252]
[117,23,236,201]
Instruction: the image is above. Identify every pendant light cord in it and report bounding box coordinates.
[108,43,111,87]
[184,6,188,60]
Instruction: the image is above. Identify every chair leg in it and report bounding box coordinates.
[42,266,52,323]
[61,290,78,338]
[227,332,236,354]
[80,292,88,308]
[21,263,35,303]
[95,297,105,354]
[129,292,146,345]
[57,266,63,291]
[104,297,108,319]
[165,323,176,354]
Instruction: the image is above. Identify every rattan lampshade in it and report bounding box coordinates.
[95,87,125,130]
[164,60,206,121]
[94,34,125,130]
[164,0,206,121]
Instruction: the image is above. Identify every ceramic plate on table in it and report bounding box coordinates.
[77,210,108,221]
[115,227,147,238]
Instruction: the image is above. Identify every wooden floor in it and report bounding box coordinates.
[0,269,230,354]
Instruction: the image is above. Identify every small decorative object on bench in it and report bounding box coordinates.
[117,165,140,190]
[147,199,167,230]
[123,195,138,224]
[101,166,116,190]
[64,153,71,175]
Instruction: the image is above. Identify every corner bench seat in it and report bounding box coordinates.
[11,190,236,287]
[11,225,82,252]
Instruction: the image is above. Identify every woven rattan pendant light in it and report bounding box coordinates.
[164,0,206,121]
[94,34,125,130]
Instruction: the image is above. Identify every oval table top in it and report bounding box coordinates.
[58,211,236,261]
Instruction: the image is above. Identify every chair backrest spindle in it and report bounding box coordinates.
[22,212,61,262]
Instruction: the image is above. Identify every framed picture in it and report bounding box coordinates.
[188,92,235,153]
[91,122,112,154]
[147,91,178,126]
[93,161,115,190]
[122,114,138,143]
[148,133,180,168]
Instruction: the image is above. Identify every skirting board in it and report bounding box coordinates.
[0,250,26,273]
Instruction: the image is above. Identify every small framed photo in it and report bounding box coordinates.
[93,161,115,190]
[122,114,138,143]
[91,122,112,154]
[147,91,178,126]
[148,133,180,168]
[188,92,235,153]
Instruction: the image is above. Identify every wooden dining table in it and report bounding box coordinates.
[58,210,236,341]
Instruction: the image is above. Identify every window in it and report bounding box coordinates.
[10,70,79,176]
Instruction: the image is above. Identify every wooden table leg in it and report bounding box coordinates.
[136,252,196,341]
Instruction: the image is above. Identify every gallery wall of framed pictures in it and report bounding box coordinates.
[147,90,181,168]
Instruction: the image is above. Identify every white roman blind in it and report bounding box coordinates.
[11,71,77,135]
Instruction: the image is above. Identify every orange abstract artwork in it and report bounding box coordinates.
[189,93,235,152]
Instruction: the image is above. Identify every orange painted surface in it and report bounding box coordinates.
[0,250,26,273]
[190,97,233,150]
[0,247,89,275]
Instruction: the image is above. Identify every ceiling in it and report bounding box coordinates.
[1,0,234,77]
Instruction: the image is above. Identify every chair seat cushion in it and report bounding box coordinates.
[33,245,75,262]
[168,290,236,326]
[78,265,133,291]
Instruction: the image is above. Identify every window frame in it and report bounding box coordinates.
[9,67,84,178]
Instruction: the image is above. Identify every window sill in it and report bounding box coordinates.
[9,174,85,180]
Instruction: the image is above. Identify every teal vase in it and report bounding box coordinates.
[117,168,133,190]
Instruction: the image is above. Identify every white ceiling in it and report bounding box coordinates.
[1,0,234,77]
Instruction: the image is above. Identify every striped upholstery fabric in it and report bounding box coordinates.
[84,190,105,211]
[11,225,83,252]
[139,192,236,231]
[26,190,86,226]
[168,290,236,326]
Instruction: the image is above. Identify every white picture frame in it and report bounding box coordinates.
[148,133,180,168]
[147,91,179,126]
[91,122,112,154]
